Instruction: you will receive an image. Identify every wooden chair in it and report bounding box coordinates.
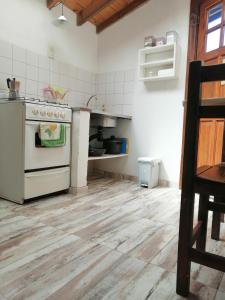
[177,61,225,297]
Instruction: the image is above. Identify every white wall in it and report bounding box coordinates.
[96,0,191,186]
[0,0,97,72]
[0,0,97,107]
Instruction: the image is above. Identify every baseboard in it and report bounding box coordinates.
[69,186,88,195]
[92,169,179,188]
[93,168,138,182]
[159,179,179,188]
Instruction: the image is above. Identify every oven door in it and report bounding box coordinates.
[25,121,71,170]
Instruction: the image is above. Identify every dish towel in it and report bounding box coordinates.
[39,123,65,147]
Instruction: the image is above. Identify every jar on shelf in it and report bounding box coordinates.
[166,31,178,44]
[144,36,156,47]
[155,37,166,46]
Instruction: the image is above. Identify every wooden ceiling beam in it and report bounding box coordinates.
[77,0,115,26]
[96,0,150,33]
[47,0,60,9]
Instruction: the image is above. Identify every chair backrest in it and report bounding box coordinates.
[182,61,225,196]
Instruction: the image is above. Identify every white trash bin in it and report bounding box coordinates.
[138,157,161,188]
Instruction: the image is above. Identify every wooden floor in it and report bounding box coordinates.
[0,177,225,300]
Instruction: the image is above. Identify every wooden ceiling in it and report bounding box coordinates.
[47,0,150,33]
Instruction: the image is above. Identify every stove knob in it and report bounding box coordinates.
[47,112,53,117]
[40,111,46,117]
[32,109,39,116]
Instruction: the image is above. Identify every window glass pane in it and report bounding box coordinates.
[206,28,221,52]
[208,2,222,29]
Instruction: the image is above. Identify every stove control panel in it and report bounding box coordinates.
[25,103,72,123]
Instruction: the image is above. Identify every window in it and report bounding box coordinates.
[208,3,222,29]
[205,2,225,53]
[206,28,221,51]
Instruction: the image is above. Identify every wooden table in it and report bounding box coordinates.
[197,164,225,240]
[197,164,225,183]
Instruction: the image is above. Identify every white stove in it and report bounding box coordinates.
[0,98,72,204]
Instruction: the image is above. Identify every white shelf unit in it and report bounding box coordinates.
[138,43,177,81]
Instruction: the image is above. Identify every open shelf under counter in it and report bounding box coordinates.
[88,154,128,161]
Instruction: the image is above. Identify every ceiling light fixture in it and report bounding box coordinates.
[57,1,67,23]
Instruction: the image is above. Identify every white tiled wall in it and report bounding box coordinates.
[96,69,136,115]
[0,39,135,115]
[0,39,96,107]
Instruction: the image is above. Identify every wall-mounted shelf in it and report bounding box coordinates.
[140,58,174,68]
[138,43,177,82]
[88,154,128,161]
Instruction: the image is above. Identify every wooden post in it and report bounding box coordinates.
[176,61,202,297]
[196,194,209,250]
[211,196,224,240]
[70,108,90,194]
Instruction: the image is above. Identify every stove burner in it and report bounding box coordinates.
[0,96,69,107]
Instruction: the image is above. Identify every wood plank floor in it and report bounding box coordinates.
[0,176,225,299]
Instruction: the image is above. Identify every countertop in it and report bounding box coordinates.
[72,107,132,120]
[0,100,132,120]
